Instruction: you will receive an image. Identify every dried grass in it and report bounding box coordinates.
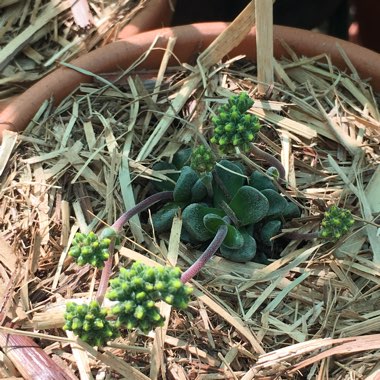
[1,4,380,380]
[0,0,144,98]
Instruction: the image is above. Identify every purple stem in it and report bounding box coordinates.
[112,191,174,233]
[250,143,286,181]
[181,224,228,283]
[285,231,320,240]
[96,191,174,304]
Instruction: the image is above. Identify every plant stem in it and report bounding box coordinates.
[96,191,174,304]
[285,231,320,240]
[250,142,286,180]
[96,239,115,305]
[181,224,228,283]
[112,191,174,233]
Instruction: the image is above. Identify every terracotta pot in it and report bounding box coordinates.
[118,0,175,39]
[0,0,174,113]
[1,22,380,139]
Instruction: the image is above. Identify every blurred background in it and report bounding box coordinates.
[172,0,380,53]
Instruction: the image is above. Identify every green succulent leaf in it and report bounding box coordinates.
[172,148,192,169]
[151,161,179,192]
[173,166,199,203]
[261,189,288,218]
[260,220,282,246]
[151,202,182,233]
[213,160,246,207]
[190,177,209,202]
[203,213,244,249]
[283,201,301,220]
[229,186,269,225]
[220,229,257,262]
[182,204,225,242]
[249,170,278,192]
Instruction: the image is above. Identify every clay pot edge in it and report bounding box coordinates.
[1,22,380,139]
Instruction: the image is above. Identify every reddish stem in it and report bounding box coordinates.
[112,191,174,233]
[181,224,228,283]
[96,191,174,304]
[250,143,286,180]
[285,231,320,240]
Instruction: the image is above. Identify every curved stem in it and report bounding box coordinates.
[96,239,115,305]
[97,191,174,304]
[181,224,228,283]
[284,231,320,240]
[112,191,174,233]
[250,143,286,181]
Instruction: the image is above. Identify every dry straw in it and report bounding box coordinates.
[1,1,380,379]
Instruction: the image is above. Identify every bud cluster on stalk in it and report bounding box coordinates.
[63,300,118,346]
[320,205,355,241]
[107,262,192,333]
[190,145,216,173]
[68,231,111,268]
[210,92,261,154]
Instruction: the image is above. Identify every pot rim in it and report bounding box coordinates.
[1,22,379,139]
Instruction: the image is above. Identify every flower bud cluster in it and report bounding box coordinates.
[63,300,118,346]
[210,92,260,154]
[320,205,355,241]
[106,262,192,333]
[190,145,216,173]
[68,231,110,268]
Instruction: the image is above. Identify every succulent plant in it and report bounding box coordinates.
[152,151,292,264]
[63,300,118,346]
[320,205,355,241]
[107,262,192,333]
[210,92,260,154]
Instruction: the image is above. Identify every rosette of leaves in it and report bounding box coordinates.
[63,300,118,346]
[152,155,300,263]
[320,205,355,241]
[106,262,192,333]
[210,92,261,154]
[68,231,111,268]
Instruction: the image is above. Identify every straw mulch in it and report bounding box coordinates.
[0,0,143,100]
[1,36,380,379]
[1,2,380,379]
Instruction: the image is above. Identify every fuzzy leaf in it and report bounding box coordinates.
[172,148,192,169]
[260,220,282,246]
[213,160,246,207]
[203,213,244,249]
[173,166,199,203]
[191,177,209,202]
[261,189,288,218]
[151,161,179,192]
[220,229,256,262]
[152,203,182,233]
[283,201,301,220]
[249,170,277,192]
[182,204,225,241]
[229,186,269,225]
